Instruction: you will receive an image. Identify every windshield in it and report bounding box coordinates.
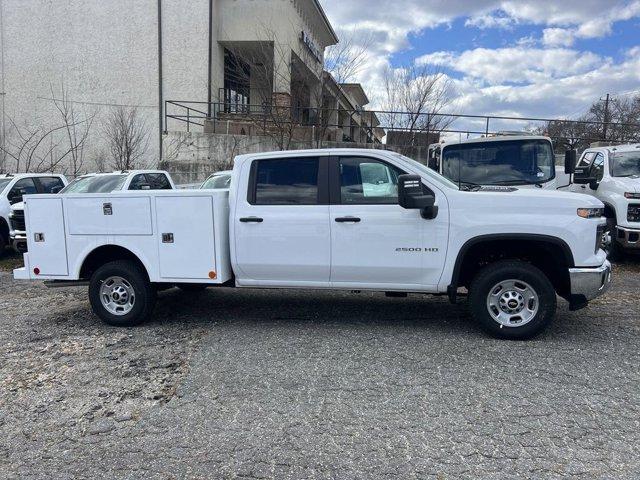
[201,174,231,189]
[442,139,555,186]
[61,175,127,193]
[0,178,11,194]
[394,153,460,190]
[610,151,640,177]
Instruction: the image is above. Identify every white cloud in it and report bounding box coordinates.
[418,47,606,85]
[320,0,640,120]
[542,28,576,47]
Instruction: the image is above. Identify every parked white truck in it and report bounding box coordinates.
[1,173,68,256]
[428,135,571,190]
[13,149,611,339]
[9,170,175,253]
[565,143,640,258]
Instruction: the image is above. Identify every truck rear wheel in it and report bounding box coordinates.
[469,260,556,340]
[89,260,156,327]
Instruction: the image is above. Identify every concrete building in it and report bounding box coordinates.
[0,0,369,175]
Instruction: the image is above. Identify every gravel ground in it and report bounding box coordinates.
[0,256,639,479]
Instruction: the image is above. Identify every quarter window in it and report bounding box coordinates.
[253,158,319,205]
[339,157,404,204]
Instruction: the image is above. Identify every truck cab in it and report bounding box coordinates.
[1,173,67,256]
[568,144,640,256]
[9,170,174,253]
[430,135,561,190]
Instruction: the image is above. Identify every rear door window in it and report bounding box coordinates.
[251,158,320,205]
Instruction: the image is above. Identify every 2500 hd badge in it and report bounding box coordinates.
[395,247,440,252]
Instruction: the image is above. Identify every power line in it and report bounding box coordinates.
[36,96,157,109]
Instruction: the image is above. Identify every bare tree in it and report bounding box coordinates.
[50,82,96,176]
[324,29,373,84]
[103,106,149,170]
[379,64,454,146]
[0,116,73,173]
[541,94,640,150]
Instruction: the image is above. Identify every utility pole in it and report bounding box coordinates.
[602,93,610,141]
[157,0,164,163]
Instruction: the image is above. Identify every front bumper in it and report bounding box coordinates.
[10,231,28,253]
[615,226,640,249]
[568,260,612,310]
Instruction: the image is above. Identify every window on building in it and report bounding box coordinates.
[253,158,319,205]
[339,157,404,204]
[223,49,251,113]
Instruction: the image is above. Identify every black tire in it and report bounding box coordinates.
[605,217,624,262]
[89,260,156,327]
[469,260,557,340]
[177,283,208,292]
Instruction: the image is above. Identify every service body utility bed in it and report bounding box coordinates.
[14,190,232,284]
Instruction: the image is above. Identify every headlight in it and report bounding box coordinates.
[577,207,604,218]
[624,192,640,199]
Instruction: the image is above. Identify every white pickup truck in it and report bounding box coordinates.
[565,143,640,258]
[1,173,68,256]
[13,149,611,339]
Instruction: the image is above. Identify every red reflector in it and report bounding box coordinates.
[33,267,40,275]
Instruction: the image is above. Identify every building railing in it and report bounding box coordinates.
[164,99,640,147]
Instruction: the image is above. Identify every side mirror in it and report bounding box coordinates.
[564,150,576,174]
[589,179,599,190]
[398,174,438,219]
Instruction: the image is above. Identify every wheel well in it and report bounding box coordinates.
[79,245,149,281]
[603,203,616,220]
[452,236,573,297]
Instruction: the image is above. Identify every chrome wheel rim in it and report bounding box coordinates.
[486,279,539,327]
[100,276,135,316]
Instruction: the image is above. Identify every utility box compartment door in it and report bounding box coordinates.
[108,197,152,235]
[26,197,68,276]
[156,196,216,279]
[66,197,109,235]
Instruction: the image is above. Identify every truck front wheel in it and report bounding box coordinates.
[89,260,156,327]
[469,260,556,340]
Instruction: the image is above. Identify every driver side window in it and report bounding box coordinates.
[590,153,605,181]
[339,157,403,204]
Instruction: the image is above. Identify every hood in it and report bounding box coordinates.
[464,187,603,210]
[10,201,24,212]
